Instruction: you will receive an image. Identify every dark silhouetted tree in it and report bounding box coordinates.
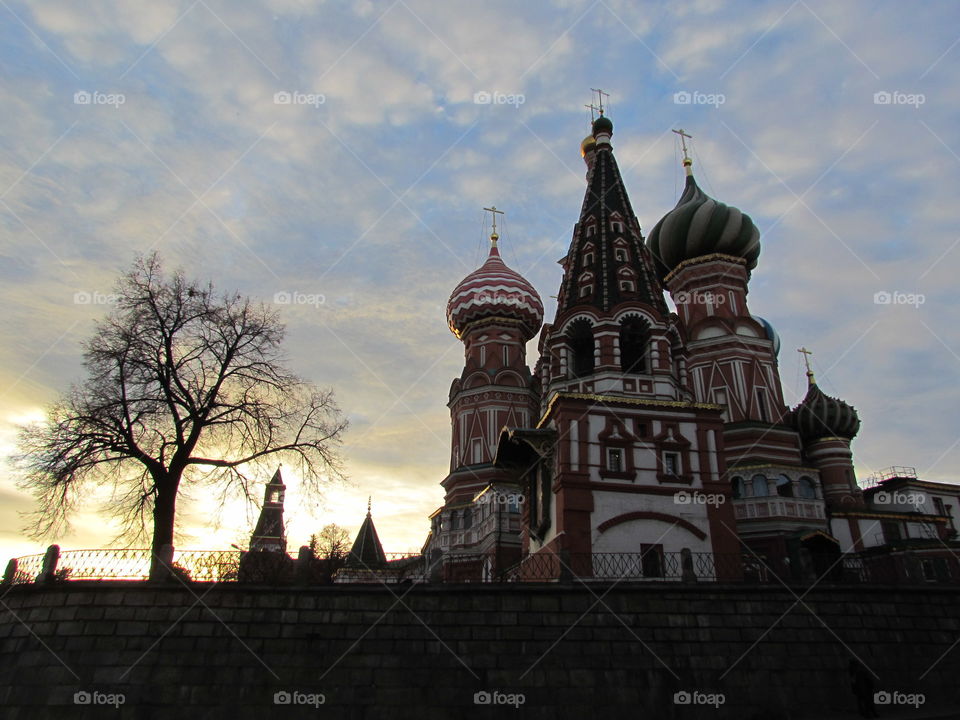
[15,254,348,579]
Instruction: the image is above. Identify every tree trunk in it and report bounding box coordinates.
[149,478,179,580]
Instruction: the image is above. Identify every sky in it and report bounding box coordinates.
[1,0,960,561]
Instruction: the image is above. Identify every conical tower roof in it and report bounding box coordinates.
[555,114,668,318]
[345,499,388,568]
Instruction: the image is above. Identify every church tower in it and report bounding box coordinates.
[249,467,286,553]
[498,112,741,574]
[425,220,543,579]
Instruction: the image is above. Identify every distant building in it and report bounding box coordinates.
[337,500,422,583]
[249,467,286,553]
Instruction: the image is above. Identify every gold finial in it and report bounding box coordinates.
[367,495,372,515]
[798,347,816,386]
[483,205,504,245]
[672,128,694,175]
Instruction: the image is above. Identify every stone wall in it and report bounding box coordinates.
[0,581,958,718]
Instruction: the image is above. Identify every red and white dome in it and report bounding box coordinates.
[446,241,544,340]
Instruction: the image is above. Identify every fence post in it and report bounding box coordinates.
[558,549,572,583]
[680,548,697,583]
[1,558,17,587]
[37,544,60,584]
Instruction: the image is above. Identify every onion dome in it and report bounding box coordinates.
[592,114,613,137]
[646,171,761,281]
[447,237,544,341]
[793,382,861,442]
[580,135,597,158]
[753,315,781,356]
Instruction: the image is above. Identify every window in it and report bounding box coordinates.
[664,452,680,477]
[607,448,623,473]
[586,224,596,238]
[479,345,486,366]
[267,488,282,503]
[712,388,729,421]
[756,388,769,421]
[472,438,483,464]
[798,476,817,499]
[503,345,509,367]
[615,248,627,262]
[463,508,472,529]
[584,252,594,265]
[934,497,946,515]
[640,544,664,578]
[752,474,768,497]
[611,220,624,233]
[620,317,647,374]
[620,280,635,292]
[732,476,745,499]
[568,320,595,377]
[776,475,793,497]
[579,284,593,297]
[881,520,902,542]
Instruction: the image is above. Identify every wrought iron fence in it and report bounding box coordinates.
[5,547,959,586]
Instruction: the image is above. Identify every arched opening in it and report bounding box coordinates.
[776,475,793,497]
[752,474,769,497]
[620,317,648,374]
[799,476,817,499]
[568,319,594,377]
[732,476,745,499]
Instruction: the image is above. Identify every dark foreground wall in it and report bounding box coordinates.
[0,581,958,719]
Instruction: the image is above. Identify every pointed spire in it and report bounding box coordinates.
[346,500,387,568]
[555,111,668,317]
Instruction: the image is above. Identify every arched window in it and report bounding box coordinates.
[732,476,745,499]
[568,320,594,377]
[751,474,768,497]
[799,476,817,499]
[615,248,627,262]
[620,317,648,374]
[775,475,793,497]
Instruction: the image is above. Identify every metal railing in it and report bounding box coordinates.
[5,546,960,587]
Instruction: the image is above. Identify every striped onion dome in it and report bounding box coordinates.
[647,171,760,281]
[446,239,544,340]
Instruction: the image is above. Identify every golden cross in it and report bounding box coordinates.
[672,128,693,158]
[798,347,816,385]
[483,205,504,237]
[590,88,609,115]
[584,101,601,120]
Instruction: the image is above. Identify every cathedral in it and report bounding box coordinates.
[413,108,960,584]
[245,106,960,586]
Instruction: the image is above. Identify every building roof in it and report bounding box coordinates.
[345,502,388,568]
[554,114,668,318]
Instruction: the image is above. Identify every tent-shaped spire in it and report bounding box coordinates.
[555,114,668,318]
[249,467,286,552]
[345,498,387,568]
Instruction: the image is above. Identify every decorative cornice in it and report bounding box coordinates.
[538,391,722,428]
[663,253,747,285]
